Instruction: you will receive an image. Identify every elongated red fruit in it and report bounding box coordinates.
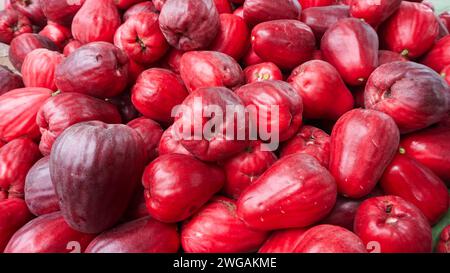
[0,199,33,252]
[21,49,65,91]
[349,0,402,27]
[258,228,307,253]
[300,5,349,41]
[243,0,301,26]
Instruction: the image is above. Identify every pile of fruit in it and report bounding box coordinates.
[0,0,449,254]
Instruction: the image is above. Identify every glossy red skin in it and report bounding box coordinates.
[85,216,179,253]
[421,35,450,73]
[236,80,303,142]
[233,6,244,19]
[72,0,121,44]
[143,154,225,223]
[158,125,192,156]
[299,0,335,9]
[38,22,72,50]
[40,0,85,26]
[37,92,122,155]
[159,0,220,51]
[400,126,450,186]
[8,33,58,71]
[258,228,307,253]
[321,18,379,86]
[364,62,449,133]
[442,65,450,85]
[115,0,146,9]
[126,59,146,85]
[10,0,46,26]
[244,62,283,83]
[243,46,264,67]
[251,20,315,70]
[354,195,432,253]
[123,1,157,21]
[243,0,301,26]
[288,60,354,121]
[182,197,268,253]
[440,12,450,31]
[0,199,33,252]
[21,49,64,91]
[295,225,367,253]
[0,65,23,95]
[62,40,82,56]
[380,153,449,224]
[379,2,438,58]
[280,125,330,167]
[237,153,337,230]
[55,42,129,98]
[378,50,407,66]
[214,0,232,14]
[114,13,168,65]
[160,48,184,74]
[132,68,188,124]
[180,51,244,93]
[436,225,450,253]
[320,197,361,231]
[0,138,41,200]
[329,109,400,198]
[24,157,59,216]
[0,87,53,142]
[122,188,149,221]
[4,212,94,253]
[349,0,401,27]
[127,117,163,162]
[106,92,140,123]
[50,121,146,233]
[0,9,32,44]
[300,5,350,42]
[209,14,250,61]
[223,141,277,200]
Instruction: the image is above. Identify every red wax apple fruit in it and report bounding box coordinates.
[354,195,432,253]
[55,42,129,98]
[421,35,450,73]
[364,61,449,133]
[442,66,450,85]
[378,50,407,66]
[8,33,58,71]
[300,5,350,42]
[258,228,307,253]
[160,48,184,74]
[24,157,59,216]
[174,87,249,162]
[288,60,354,121]
[63,40,82,56]
[115,0,146,10]
[320,196,362,231]
[214,0,232,14]
[50,121,146,233]
[142,154,225,223]
[329,109,400,198]
[251,20,315,70]
[182,197,268,253]
[279,125,330,167]
[243,0,301,26]
[0,87,53,142]
[233,6,244,19]
[127,117,164,162]
[38,22,72,50]
[123,1,157,21]
[158,125,192,156]
[436,225,450,253]
[223,141,277,199]
[114,13,168,65]
[0,65,23,95]
[4,212,94,253]
[209,14,250,61]
[379,1,439,58]
[10,0,46,26]
[236,80,303,142]
[40,0,85,26]
[72,0,121,44]
[122,188,149,221]
[244,62,283,83]
[36,92,122,155]
[105,92,140,124]
[349,0,402,27]
[159,0,220,51]
[0,9,32,44]
[131,68,188,124]
[237,153,337,230]
[0,199,32,252]
[21,49,65,91]
[85,217,179,253]
[380,151,449,224]
[180,51,244,92]
[153,0,166,11]
[321,18,379,86]
[299,0,335,9]
[243,46,264,67]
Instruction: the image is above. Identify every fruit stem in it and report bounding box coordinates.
[401,49,409,57]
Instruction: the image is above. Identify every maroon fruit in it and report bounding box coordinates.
[10,0,46,26]
[0,9,32,44]
[258,228,307,253]
[21,49,65,91]
[127,117,164,162]
[40,0,85,26]
[300,5,350,41]
[63,39,82,56]
[243,0,301,26]
[38,22,72,50]
[0,199,33,252]
[320,196,362,231]
[349,0,402,27]
[0,65,23,95]
[158,125,192,156]
[105,91,140,123]
[244,62,283,83]
[378,50,407,65]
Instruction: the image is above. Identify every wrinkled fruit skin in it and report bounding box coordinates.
[421,35,450,73]
[182,197,268,253]
[127,117,164,162]
[243,0,301,26]
[244,62,283,83]
[40,0,85,26]
[4,212,94,253]
[158,125,192,156]
[258,228,307,253]
[349,0,402,27]
[378,50,407,66]
[24,157,59,216]
[10,0,46,26]
[321,18,379,86]
[251,20,315,70]
[0,9,32,44]
[55,42,129,98]
[0,87,53,142]
[143,154,225,223]
[21,49,65,91]
[436,225,450,253]
[123,2,158,21]
[364,61,449,133]
[159,0,220,51]
[37,92,122,155]
[237,153,337,230]
[300,5,350,42]
[354,195,432,253]
[0,199,33,252]
[85,216,179,253]
[329,109,400,198]
[0,65,23,95]
[223,141,277,200]
[180,51,244,93]
[288,60,354,121]
[50,121,146,233]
